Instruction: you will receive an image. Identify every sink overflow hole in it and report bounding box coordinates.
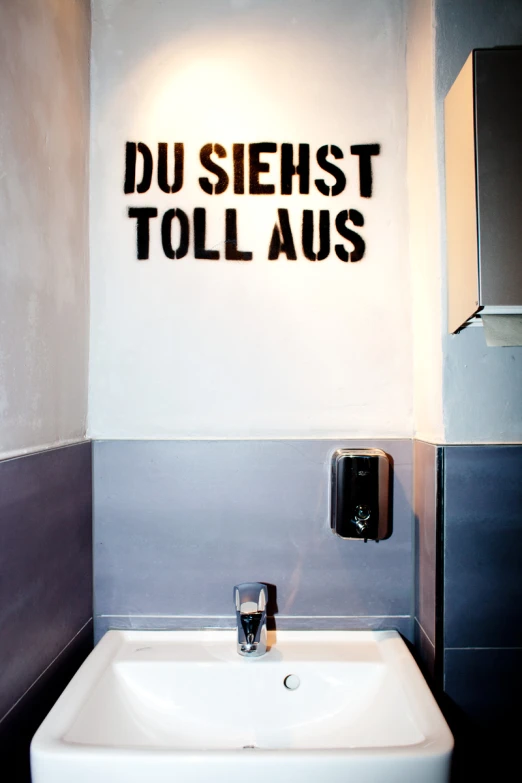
[284,674,300,690]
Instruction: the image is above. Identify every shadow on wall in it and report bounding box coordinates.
[265,582,278,630]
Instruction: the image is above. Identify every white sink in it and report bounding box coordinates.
[31,630,453,783]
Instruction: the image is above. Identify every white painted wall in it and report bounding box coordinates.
[89,0,412,439]
[407,0,444,443]
[435,0,522,442]
[0,0,90,459]
[0,0,517,452]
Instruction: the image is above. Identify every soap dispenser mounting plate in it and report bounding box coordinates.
[330,448,391,541]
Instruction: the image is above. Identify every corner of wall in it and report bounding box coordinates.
[407,0,445,444]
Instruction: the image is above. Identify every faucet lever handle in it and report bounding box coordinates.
[234,582,268,614]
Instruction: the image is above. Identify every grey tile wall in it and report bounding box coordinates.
[413,440,441,679]
[1,435,518,779]
[444,647,522,729]
[0,442,93,778]
[93,439,414,642]
[444,445,522,649]
[414,618,436,680]
[439,444,522,778]
[0,621,92,782]
[444,647,522,780]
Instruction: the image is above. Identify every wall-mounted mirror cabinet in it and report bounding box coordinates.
[445,47,522,335]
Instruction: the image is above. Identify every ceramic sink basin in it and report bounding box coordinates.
[31,629,453,783]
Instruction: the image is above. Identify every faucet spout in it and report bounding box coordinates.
[234,583,268,657]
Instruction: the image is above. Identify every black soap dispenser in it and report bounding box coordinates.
[330,448,391,541]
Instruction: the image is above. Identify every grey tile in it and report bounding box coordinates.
[444,445,522,648]
[0,442,93,721]
[0,620,93,781]
[94,613,413,644]
[94,439,413,623]
[414,619,436,682]
[414,440,440,646]
[444,647,522,730]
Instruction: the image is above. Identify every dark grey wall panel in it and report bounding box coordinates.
[414,619,436,680]
[414,440,439,647]
[94,439,413,638]
[0,620,92,782]
[444,445,522,649]
[444,648,522,729]
[444,647,522,780]
[0,442,93,722]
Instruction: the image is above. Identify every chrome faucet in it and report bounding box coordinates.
[234,583,268,657]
